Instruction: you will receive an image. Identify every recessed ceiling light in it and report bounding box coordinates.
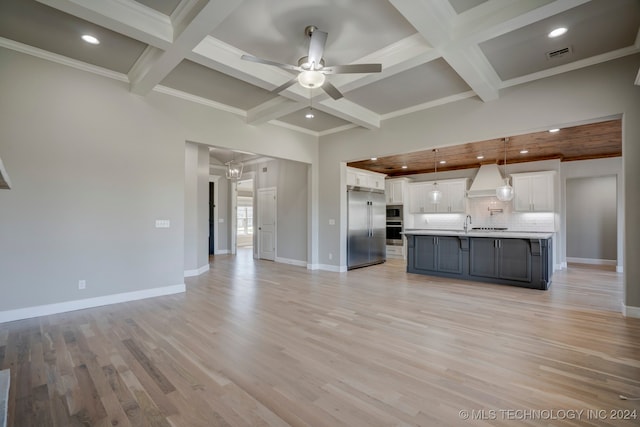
[401,165,408,169]
[548,27,567,38]
[549,128,560,133]
[520,149,529,154]
[370,157,377,161]
[439,160,446,164]
[477,155,484,160]
[81,34,100,45]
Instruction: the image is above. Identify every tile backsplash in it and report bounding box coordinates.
[411,198,555,232]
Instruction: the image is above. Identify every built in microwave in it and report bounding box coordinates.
[386,205,402,219]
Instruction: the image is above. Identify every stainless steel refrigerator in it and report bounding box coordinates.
[347,186,386,269]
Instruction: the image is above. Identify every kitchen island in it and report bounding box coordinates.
[404,229,553,290]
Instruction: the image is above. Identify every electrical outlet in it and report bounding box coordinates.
[329,253,333,260]
[78,280,86,290]
[329,219,335,225]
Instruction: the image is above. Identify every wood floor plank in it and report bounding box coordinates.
[122,338,175,394]
[4,253,640,426]
[102,364,138,427]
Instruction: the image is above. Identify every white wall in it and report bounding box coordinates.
[0,47,319,316]
[318,53,640,310]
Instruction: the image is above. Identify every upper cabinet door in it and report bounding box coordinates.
[387,179,406,204]
[346,167,386,190]
[444,180,468,213]
[512,171,555,212]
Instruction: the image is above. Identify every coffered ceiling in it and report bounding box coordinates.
[0,0,638,137]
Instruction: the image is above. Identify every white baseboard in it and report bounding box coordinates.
[0,369,8,427]
[215,249,230,255]
[555,263,565,271]
[566,257,616,266]
[184,264,210,277]
[307,263,347,272]
[275,257,306,267]
[0,284,186,324]
[622,304,640,318]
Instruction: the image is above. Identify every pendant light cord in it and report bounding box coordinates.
[433,149,438,182]
[503,137,508,177]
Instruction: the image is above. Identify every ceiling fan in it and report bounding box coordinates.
[241,25,382,100]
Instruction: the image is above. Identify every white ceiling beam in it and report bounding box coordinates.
[128,0,243,95]
[452,0,592,45]
[36,0,173,49]
[390,0,500,102]
[246,98,304,126]
[327,34,440,93]
[315,98,380,130]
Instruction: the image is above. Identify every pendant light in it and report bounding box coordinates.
[429,149,442,204]
[496,137,514,201]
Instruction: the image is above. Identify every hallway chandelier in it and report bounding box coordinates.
[496,137,514,201]
[225,159,243,180]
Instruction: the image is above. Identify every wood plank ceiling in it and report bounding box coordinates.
[348,119,621,177]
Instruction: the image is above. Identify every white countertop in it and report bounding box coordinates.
[403,229,554,239]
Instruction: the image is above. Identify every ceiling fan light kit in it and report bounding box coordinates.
[241,25,382,100]
[298,70,325,88]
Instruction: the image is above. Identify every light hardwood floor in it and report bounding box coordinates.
[1,251,639,426]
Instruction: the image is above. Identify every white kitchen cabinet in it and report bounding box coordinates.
[512,171,555,212]
[385,178,409,204]
[441,179,468,213]
[408,182,430,213]
[346,167,386,190]
[408,178,468,213]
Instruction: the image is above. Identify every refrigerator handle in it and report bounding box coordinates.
[368,201,373,237]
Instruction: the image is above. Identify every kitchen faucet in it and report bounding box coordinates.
[464,214,472,233]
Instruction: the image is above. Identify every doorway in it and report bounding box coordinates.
[566,175,617,268]
[209,182,215,255]
[236,178,254,249]
[257,187,277,261]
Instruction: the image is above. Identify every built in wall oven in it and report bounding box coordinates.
[386,205,403,245]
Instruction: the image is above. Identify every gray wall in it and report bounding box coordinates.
[252,159,309,262]
[0,50,186,310]
[566,176,617,261]
[560,157,623,270]
[0,47,318,313]
[318,53,640,308]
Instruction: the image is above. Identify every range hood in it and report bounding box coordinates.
[467,164,506,198]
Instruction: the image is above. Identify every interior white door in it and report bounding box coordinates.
[257,188,276,261]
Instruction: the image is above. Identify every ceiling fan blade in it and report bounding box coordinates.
[307,30,327,69]
[322,81,343,100]
[323,63,382,74]
[271,77,298,94]
[241,54,300,72]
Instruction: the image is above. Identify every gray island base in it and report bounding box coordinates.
[405,230,553,290]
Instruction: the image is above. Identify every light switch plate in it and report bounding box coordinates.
[155,219,170,228]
